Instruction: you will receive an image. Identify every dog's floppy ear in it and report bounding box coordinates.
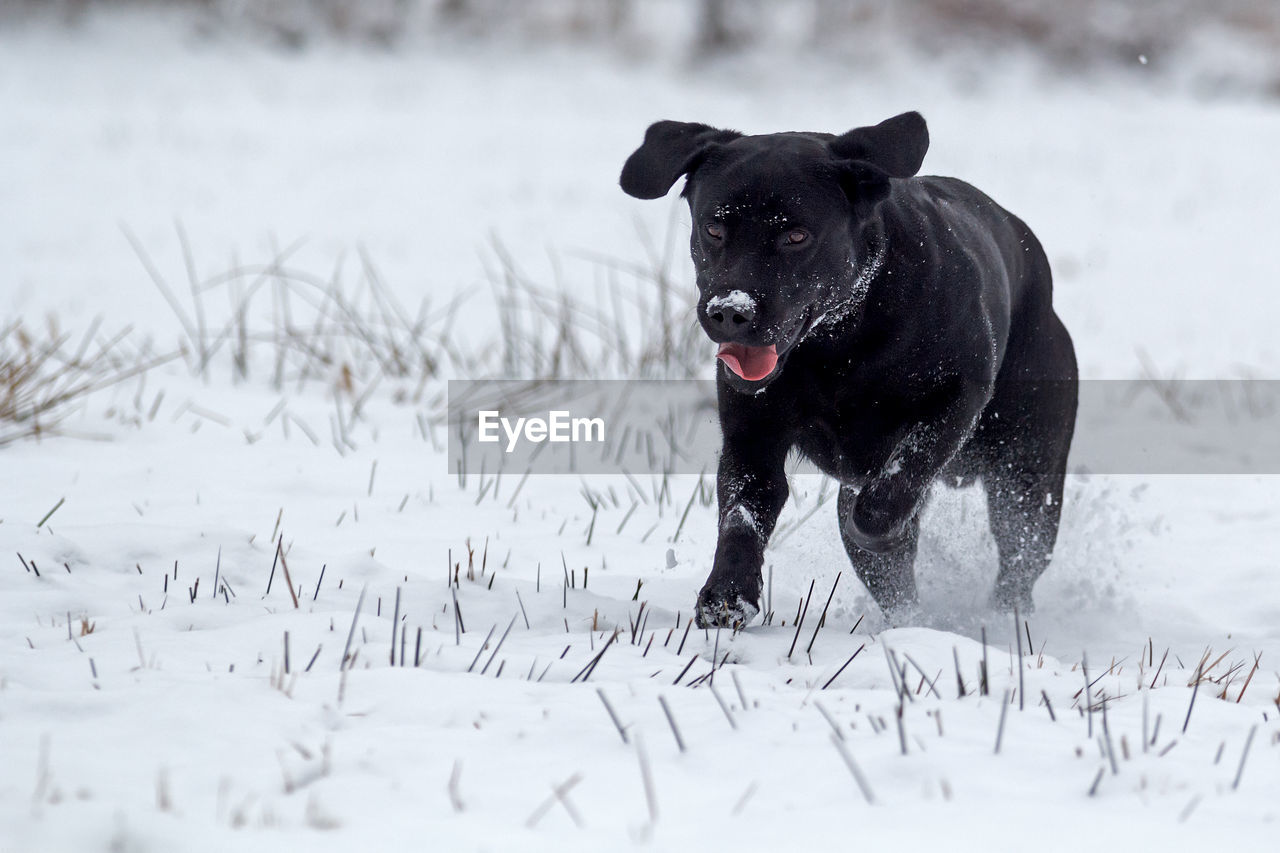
[836,159,893,219]
[829,111,929,178]
[620,120,740,200]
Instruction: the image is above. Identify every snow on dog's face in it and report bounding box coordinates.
[620,113,928,392]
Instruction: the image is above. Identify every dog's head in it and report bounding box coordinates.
[620,112,928,390]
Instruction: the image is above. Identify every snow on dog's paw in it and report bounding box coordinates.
[881,600,925,629]
[989,586,1035,615]
[695,595,760,629]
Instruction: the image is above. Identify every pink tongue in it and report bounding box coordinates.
[717,343,779,381]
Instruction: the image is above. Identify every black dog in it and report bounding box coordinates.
[620,112,1078,627]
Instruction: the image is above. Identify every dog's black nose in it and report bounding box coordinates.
[707,302,754,332]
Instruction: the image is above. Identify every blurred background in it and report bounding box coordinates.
[5,0,1279,93]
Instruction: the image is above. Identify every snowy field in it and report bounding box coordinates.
[3,8,1280,852]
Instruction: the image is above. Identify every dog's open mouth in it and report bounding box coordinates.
[716,343,779,382]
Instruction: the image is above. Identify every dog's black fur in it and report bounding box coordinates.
[620,112,1078,627]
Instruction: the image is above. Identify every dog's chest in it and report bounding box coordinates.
[785,371,907,483]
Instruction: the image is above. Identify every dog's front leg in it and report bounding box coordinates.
[846,383,991,553]
[695,439,789,628]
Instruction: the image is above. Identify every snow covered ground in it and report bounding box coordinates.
[3,8,1280,852]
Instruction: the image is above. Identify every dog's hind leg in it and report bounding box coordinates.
[979,312,1078,611]
[838,484,921,618]
[983,462,1066,612]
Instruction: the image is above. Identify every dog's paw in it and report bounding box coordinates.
[880,599,924,628]
[990,582,1035,614]
[845,482,915,553]
[843,519,908,554]
[842,507,910,554]
[695,593,760,630]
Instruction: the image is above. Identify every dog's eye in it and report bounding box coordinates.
[705,222,724,240]
[786,229,809,245]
